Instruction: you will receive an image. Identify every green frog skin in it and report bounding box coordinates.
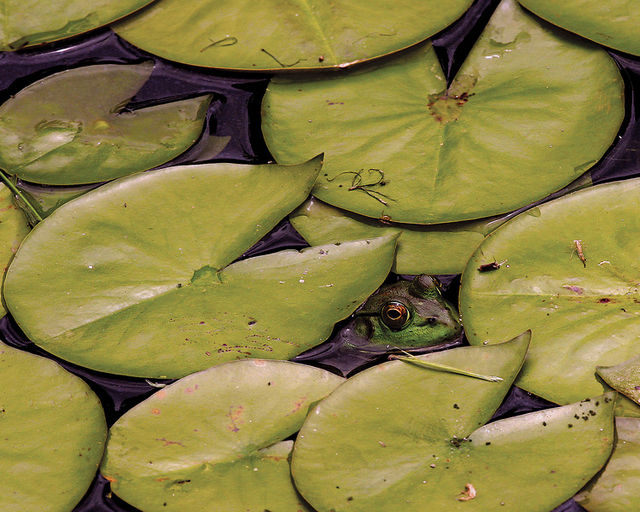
[351,275,462,351]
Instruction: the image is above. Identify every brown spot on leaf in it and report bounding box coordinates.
[226,405,244,432]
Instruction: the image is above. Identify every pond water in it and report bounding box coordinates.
[1,0,639,510]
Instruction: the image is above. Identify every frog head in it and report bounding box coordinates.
[351,275,462,350]
[293,275,463,376]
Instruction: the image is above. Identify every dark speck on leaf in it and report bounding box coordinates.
[542,422,547,426]
[177,283,182,288]
[568,424,573,428]
[599,298,611,303]
[347,497,354,501]
[485,442,491,446]
[248,320,256,325]
[453,403,460,409]
[604,397,612,403]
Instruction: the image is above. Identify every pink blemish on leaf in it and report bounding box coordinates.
[156,390,167,399]
[562,285,584,294]
[155,437,185,447]
[151,408,161,415]
[226,405,244,432]
[185,387,193,394]
[287,396,308,416]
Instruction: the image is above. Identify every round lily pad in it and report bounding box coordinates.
[0,341,107,511]
[519,0,640,56]
[0,184,29,316]
[0,63,211,185]
[101,359,343,512]
[291,196,508,274]
[263,0,623,224]
[113,0,473,71]
[4,158,397,378]
[575,417,640,512]
[460,178,640,404]
[0,0,155,50]
[291,333,615,511]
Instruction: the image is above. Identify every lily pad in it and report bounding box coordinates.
[519,0,640,56]
[290,173,594,274]
[291,196,509,274]
[113,0,473,71]
[101,359,343,512]
[0,63,211,185]
[0,0,155,50]
[575,417,640,512]
[292,333,615,511]
[0,184,30,316]
[460,178,640,404]
[4,159,397,378]
[263,0,623,224]
[597,356,640,406]
[0,341,107,511]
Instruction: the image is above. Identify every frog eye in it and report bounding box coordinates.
[380,301,410,329]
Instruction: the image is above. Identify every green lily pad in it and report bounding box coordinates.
[0,184,29,316]
[4,158,397,378]
[292,333,615,511]
[291,196,509,274]
[0,63,211,185]
[575,417,640,512]
[263,0,623,224]
[113,0,473,71]
[101,360,343,512]
[460,178,640,404]
[291,173,594,274]
[0,341,107,511]
[0,0,155,50]
[597,356,640,406]
[519,0,640,56]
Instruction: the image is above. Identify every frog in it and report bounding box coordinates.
[350,274,462,350]
[294,275,463,376]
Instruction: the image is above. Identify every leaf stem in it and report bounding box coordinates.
[0,170,43,223]
[389,353,503,382]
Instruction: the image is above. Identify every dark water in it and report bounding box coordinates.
[3,0,640,510]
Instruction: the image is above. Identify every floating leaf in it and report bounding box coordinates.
[291,197,508,274]
[0,63,211,185]
[0,341,107,511]
[576,417,640,512]
[101,360,343,512]
[113,0,473,71]
[263,0,623,224]
[0,0,155,50]
[4,159,397,378]
[597,356,640,406]
[460,178,640,404]
[292,333,615,511]
[0,184,29,316]
[519,0,640,56]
